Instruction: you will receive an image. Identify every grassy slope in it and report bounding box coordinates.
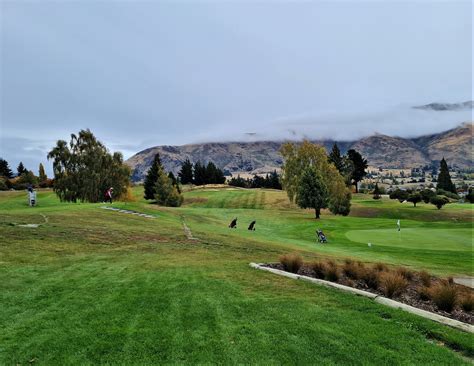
[0,188,472,364]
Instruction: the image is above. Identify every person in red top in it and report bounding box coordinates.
[104,187,114,204]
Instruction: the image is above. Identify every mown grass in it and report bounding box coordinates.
[0,187,473,364]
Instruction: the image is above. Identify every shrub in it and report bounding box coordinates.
[279,253,303,274]
[396,267,414,281]
[460,294,474,312]
[324,260,340,282]
[379,272,408,298]
[311,261,326,279]
[430,282,458,312]
[362,268,380,289]
[417,286,431,301]
[419,271,431,287]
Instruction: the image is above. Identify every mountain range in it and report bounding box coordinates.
[126,122,473,182]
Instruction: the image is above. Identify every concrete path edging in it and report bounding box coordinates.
[249,263,473,334]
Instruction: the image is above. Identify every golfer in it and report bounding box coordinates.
[397,219,401,232]
[105,187,114,204]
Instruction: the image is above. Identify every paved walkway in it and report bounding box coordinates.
[99,206,155,219]
[453,277,474,289]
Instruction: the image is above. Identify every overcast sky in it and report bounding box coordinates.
[1,0,472,175]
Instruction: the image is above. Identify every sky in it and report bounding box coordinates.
[0,0,472,175]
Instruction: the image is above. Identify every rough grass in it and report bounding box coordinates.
[0,188,473,364]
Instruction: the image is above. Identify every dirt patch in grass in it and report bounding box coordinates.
[264,262,474,325]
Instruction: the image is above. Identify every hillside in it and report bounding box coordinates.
[126,123,473,181]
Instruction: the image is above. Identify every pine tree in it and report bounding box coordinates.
[178,159,194,185]
[296,166,329,219]
[328,142,343,173]
[436,158,456,194]
[17,162,26,176]
[0,158,13,178]
[193,161,206,186]
[143,154,163,200]
[38,163,47,182]
[347,149,368,193]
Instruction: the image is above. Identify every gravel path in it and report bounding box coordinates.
[100,206,155,219]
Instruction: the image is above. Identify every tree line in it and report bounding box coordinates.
[178,159,226,185]
[0,158,53,191]
[228,171,282,189]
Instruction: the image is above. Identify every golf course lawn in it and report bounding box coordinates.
[0,187,473,364]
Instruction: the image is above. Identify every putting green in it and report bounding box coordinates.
[345,228,472,251]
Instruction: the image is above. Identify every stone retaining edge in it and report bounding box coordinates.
[249,262,473,334]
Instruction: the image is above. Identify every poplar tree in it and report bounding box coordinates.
[38,163,47,182]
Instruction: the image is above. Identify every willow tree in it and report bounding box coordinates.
[47,129,130,202]
[280,140,352,216]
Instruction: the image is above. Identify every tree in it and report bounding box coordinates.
[430,195,449,210]
[328,142,343,173]
[144,154,163,200]
[267,170,282,189]
[420,189,436,203]
[436,158,456,194]
[38,163,47,182]
[0,158,13,178]
[389,189,409,203]
[466,187,474,204]
[168,171,181,193]
[373,183,381,200]
[193,161,206,186]
[154,168,183,207]
[47,129,130,202]
[228,175,249,188]
[178,159,194,185]
[206,162,225,184]
[296,166,329,219]
[346,149,367,193]
[280,141,352,216]
[407,192,422,207]
[17,162,26,177]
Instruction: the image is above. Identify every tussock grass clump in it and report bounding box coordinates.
[374,263,388,272]
[310,261,326,279]
[430,282,458,313]
[460,294,474,312]
[419,271,431,287]
[279,253,303,274]
[324,260,340,282]
[362,268,380,289]
[379,272,408,298]
[396,267,414,281]
[343,259,365,280]
[417,286,431,301]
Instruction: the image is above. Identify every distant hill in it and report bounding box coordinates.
[126,123,473,181]
[413,101,473,111]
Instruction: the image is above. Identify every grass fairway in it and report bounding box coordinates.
[0,188,473,364]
